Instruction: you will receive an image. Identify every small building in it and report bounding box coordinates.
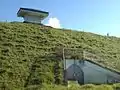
[17,8,49,24]
[64,59,120,84]
[63,49,120,85]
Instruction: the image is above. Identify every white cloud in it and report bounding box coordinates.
[45,17,61,28]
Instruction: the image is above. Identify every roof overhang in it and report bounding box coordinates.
[17,8,49,19]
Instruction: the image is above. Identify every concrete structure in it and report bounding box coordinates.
[64,59,120,84]
[17,8,49,24]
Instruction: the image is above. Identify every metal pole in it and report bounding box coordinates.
[63,48,68,85]
[63,48,65,70]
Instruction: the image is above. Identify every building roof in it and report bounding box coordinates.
[17,7,49,17]
[63,48,120,75]
[65,59,120,77]
[85,59,120,75]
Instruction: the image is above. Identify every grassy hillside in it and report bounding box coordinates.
[1,22,120,89]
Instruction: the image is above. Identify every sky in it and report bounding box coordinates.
[1,0,120,37]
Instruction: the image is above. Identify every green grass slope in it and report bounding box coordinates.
[0,22,120,89]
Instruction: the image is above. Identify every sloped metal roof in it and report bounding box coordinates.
[85,59,120,75]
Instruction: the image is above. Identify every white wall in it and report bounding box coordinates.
[24,15,42,24]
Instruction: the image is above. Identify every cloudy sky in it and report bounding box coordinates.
[1,0,120,37]
[45,17,61,28]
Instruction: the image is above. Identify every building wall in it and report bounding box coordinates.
[83,61,107,84]
[64,60,84,84]
[64,59,120,84]
[24,15,42,24]
[65,64,84,84]
[83,61,120,84]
